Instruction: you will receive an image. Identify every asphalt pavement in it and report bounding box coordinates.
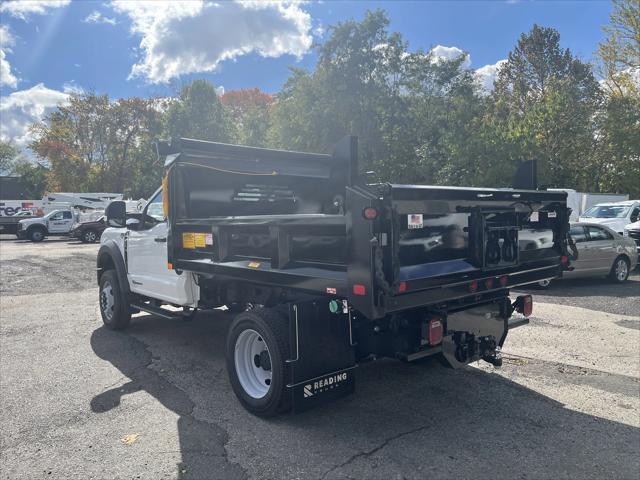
[1,235,638,479]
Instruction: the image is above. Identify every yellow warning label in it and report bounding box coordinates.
[248,261,261,268]
[194,233,206,248]
[182,232,195,249]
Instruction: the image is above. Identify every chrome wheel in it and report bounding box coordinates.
[100,281,115,321]
[234,329,272,399]
[538,278,551,288]
[615,258,628,281]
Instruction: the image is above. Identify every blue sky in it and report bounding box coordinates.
[1,0,613,149]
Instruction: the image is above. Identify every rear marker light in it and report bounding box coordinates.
[353,284,366,296]
[469,280,478,293]
[484,278,494,289]
[363,207,378,220]
[514,295,533,317]
[561,255,569,265]
[499,275,508,287]
[428,317,444,346]
[398,281,407,293]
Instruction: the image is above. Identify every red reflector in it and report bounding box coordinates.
[363,207,378,220]
[523,295,533,316]
[561,255,569,265]
[353,284,366,296]
[469,280,478,293]
[484,278,494,289]
[428,317,443,346]
[398,281,407,293]
[499,275,508,287]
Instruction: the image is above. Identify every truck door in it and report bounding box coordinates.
[126,189,198,306]
[48,211,74,233]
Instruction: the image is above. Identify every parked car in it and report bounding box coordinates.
[69,216,107,243]
[537,222,637,287]
[578,200,640,235]
[623,220,640,255]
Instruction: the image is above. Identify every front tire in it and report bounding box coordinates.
[226,307,291,417]
[28,227,46,242]
[610,256,630,283]
[99,270,131,330]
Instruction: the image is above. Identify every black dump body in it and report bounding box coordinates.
[161,137,570,320]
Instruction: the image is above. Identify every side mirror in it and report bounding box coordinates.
[105,201,126,228]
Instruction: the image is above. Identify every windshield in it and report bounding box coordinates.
[582,205,630,219]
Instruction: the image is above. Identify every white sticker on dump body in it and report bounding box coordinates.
[408,214,423,229]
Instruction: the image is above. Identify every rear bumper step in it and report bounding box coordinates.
[508,317,530,330]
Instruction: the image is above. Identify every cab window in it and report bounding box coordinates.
[586,226,613,241]
[62,211,72,219]
[631,207,640,223]
[50,212,63,221]
[145,190,165,222]
[569,226,587,243]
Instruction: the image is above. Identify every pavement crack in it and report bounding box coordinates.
[321,425,428,479]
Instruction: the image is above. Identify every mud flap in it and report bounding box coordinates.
[286,300,356,412]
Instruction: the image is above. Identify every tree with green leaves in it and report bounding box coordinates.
[164,80,235,143]
[490,24,602,190]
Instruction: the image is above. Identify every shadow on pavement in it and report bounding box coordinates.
[90,310,640,479]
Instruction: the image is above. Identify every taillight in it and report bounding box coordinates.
[398,281,407,293]
[561,255,569,265]
[469,280,478,293]
[484,278,494,289]
[514,295,533,317]
[428,317,443,345]
[353,284,366,296]
[362,207,378,220]
[499,275,509,287]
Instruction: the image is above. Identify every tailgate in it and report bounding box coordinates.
[383,184,569,298]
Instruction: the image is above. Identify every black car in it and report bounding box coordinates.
[70,216,107,243]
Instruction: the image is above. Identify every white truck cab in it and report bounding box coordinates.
[17,209,76,242]
[99,188,199,308]
[578,200,640,235]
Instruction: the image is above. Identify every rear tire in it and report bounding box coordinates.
[82,229,98,243]
[99,270,131,330]
[610,256,630,283]
[28,227,46,242]
[226,307,291,417]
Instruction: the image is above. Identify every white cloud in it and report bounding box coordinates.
[0,0,71,19]
[430,45,471,69]
[0,83,69,147]
[475,59,507,92]
[110,0,312,83]
[1,25,18,88]
[84,10,118,26]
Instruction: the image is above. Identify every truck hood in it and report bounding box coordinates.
[18,217,45,227]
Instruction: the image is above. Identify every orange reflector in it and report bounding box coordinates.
[162,175,169,219]
[353,284,366,296]
[167,262,173,270]
[428,317,443,346]
[398,281,407,293]
[469,280,478,293]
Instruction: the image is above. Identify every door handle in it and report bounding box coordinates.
[154,237,167,243]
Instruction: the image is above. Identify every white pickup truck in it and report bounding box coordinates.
[17,209,76,242]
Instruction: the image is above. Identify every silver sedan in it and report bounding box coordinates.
[538,222,638,287]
